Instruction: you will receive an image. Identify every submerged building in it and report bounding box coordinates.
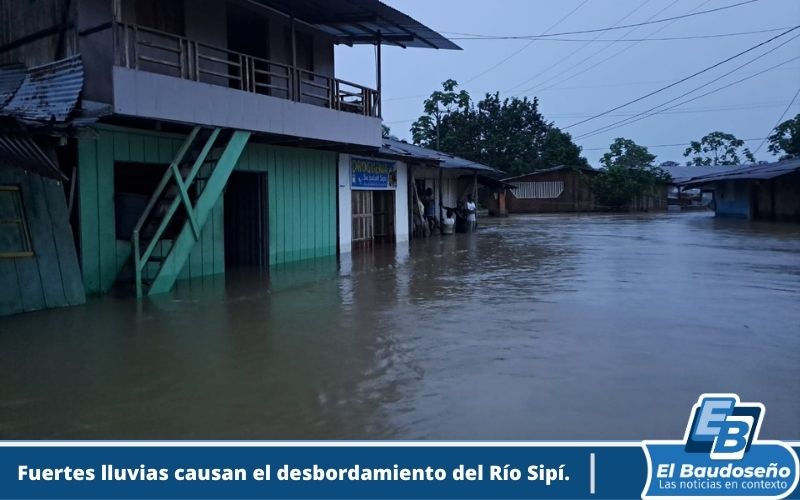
[0,0,460,315]
[679,158,800,222]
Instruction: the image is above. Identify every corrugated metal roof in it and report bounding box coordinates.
[502,165,597,182]
[679,158,800,187]
[0,63,26,109]
[660,164,742,183]
[253,0,461,50]
[2,55,84,122]
[0,132,66,180]
[380,138,501,173]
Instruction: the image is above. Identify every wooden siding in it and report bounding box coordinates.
[0,167,85,316]
[236,143,337,265]
[77,126,337,294]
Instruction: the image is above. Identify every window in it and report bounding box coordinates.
[511,181,564,199]
[0,186,33,258]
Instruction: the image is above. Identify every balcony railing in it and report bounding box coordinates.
[113,23,379,117]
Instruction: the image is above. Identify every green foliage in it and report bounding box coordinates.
[767,113,800,160]
[591,138,670,209]
[411,80,588,176]
[683,131,755,166]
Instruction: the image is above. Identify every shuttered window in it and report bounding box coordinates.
[0,186,33,258]
[511,181,564,199]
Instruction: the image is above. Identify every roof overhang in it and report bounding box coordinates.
[246,0,461,50]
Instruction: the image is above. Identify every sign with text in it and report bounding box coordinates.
[351,157,397,190]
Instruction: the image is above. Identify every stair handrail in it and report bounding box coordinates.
[132,126,200,296]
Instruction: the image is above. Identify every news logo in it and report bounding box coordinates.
[684,395,764,460]
[642,393,799,499]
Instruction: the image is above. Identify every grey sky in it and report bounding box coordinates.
[335,0,800,167]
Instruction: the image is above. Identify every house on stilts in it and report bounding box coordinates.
[0,0,460,315]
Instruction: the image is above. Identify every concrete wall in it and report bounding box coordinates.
[0,167,85,316]
[337,153,409,254]
[112,67,381,146]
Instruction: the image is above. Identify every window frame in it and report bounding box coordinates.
[0,185,34,258]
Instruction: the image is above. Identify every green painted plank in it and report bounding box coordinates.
[0,260,22,316]
[143,135,160,163]
[268,149,277,266]
[273,152,284,264]
[96,132,117,291]
[14,255,45,312]
[78,137,100,294]
[158,137,175,164]
[112,131,130,162]
[21,174,67,308]
[202,205,215,276]
[315,159,323,257]
[42,179,85,306]
[127,133,145,162]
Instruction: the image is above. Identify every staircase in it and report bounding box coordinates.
[132,126,251,297]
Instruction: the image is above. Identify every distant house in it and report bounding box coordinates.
[679,158,800,222]
[504,165,669,213]
[503,165,597,213]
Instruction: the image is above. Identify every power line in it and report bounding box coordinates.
[502,0,655,94]
[564,25,800,130]
[573,31,800,139]
[581,137,768,151]
[575,54,800,140]
[442,0,760,40]
[752,86,800,154]
[460,0,590,85]
[447,27,793,42]
[519,0,687,95]
[382,100,799,125]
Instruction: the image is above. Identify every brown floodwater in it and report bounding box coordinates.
[1,212,798,440]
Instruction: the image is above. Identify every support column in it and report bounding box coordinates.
[376,32,382,118]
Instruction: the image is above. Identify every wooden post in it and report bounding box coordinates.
[376,32,382,118]
[438,168,443,227]
[290,11,297,101]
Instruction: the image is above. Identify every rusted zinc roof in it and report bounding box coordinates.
[381,138,502,174]
[1,55,84,122]
[502,165,597,182]
[679,158,800,187]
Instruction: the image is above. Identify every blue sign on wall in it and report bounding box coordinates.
[351,157,397,190]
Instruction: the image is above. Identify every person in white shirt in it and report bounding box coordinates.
[465,194,477,232]
[441,209,455,235]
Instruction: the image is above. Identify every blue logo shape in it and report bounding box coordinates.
[642,393,799,499]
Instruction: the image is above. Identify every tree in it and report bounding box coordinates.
[683,131,755,166]
[767,113,800,160]
[410,80,587,177]
[591,138,670,209]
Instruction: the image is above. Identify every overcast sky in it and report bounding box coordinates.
[335,0,800,167]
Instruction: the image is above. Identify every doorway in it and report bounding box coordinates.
[351,190,395,249]
[224,172,268,268]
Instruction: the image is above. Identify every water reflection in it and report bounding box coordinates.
[1,212,798,439]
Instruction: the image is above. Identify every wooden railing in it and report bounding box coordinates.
[114,23,379,117]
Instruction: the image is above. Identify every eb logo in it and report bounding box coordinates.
[684,394,764,460]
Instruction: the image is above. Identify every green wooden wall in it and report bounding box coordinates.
[0,167,85,316]
[236,143,338,265]
[78,126,337,295]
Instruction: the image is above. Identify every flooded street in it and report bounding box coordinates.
[1,212,798,440]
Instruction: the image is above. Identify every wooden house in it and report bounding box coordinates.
[0,0,459,313]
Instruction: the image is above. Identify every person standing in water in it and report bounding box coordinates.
[465,194,477,232]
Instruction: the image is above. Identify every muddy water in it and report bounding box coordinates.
[1,212,798,439]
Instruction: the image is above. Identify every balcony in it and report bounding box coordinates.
[108,22,382,147]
